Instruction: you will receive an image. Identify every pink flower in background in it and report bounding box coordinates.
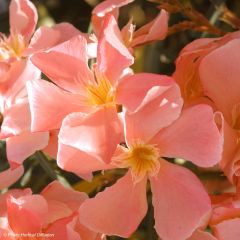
[188,193,240,240]
[0,181,105,240]
[174,31,240,190]
[91,0,168,48]
[27,15,133,174]
[77,73,222,240]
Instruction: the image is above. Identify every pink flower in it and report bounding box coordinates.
[0,181,105,240]
[27,15,133,171]
[76,73,223,240]
[188,193,240,240]
[92,0,169,48]
[0,59,49,189]
[174,31,240,189]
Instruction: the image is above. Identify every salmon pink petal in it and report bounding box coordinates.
[0,60,40,100]
[31,48,93,94]
[150,160,211,240]
[131,10,169,47]
[27,79,89,131]
[10,0,38,41]
[7,195,48,233]
[199,39,240,126]
[188,230,217,240]
[152,104,222,167]
[27,23,81,54]
[0,165,24,190]
[41,180,88,212]
[213,218,240,240]
[117,74,182,143]
[43,130,59,159]
[80,172,147,237]
[93,0,134,17]
[6,131,49,166]
[0,100,31,139]
[57,143,114,181]
[92,0,134,36]
[59,108,123,164]
[45,216,81,240]
[97,15,134,83]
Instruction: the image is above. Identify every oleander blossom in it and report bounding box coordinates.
[75,73,223,240]
[27,15,134,176]
[0,181,105,240]
[174,31,240,189]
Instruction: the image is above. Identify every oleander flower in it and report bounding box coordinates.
[76,73,223,240]
[0,181,105,240]
[27,15,133,171]
[174,31,240,189]
[92,0,168,48]
[188,193,240,240]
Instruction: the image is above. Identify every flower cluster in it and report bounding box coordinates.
[0,0,239,239]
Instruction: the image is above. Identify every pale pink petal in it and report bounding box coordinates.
[41,180,87,212]
[45,216,81,240]
[80,172,147,238]
[0,59,40,101]
[131,10,169,47]
[0,165,24,190]
[30,50,93,94]
[27,23,81,54]
[150,160,211,240]
[43,200,72,226]
[0,63,10,79]
[152,104,223,167]
[188,230,217,240]
[43,130,59,159]
[213,218,240,240]
[50,35,89,62]
[7,195,48,233]
[92,0,134,36]
[93,0,134,17]
[6,131,49,166]
[10,0,38,41]
[57,142,114,181]
[199,38,240,126]
[59,107,123,164]
[0,99,31,139]
[117,73,182,143]
[0,188,31,216]
[27,79,89,132]
[97,15,134,83]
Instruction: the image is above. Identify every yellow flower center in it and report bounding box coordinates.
[113,140,160,183]
[0,33,26,61]
[86,74,115,107]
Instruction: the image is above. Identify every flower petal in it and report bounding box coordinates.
[59,107,123,164]
[199,38,240,126]
[150,160,211,240]
[213,218,240,240]
[117,73,182,143]
[0,165,24,190]
[57,142,114,181]
[10,0,38,41]
[152,104,223,167]
[27,79,89,131]
[131,10,168,47]
[97,15,134,83]
[6,131,49,166]
[79,171,147,237]
[7,194,48,234]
